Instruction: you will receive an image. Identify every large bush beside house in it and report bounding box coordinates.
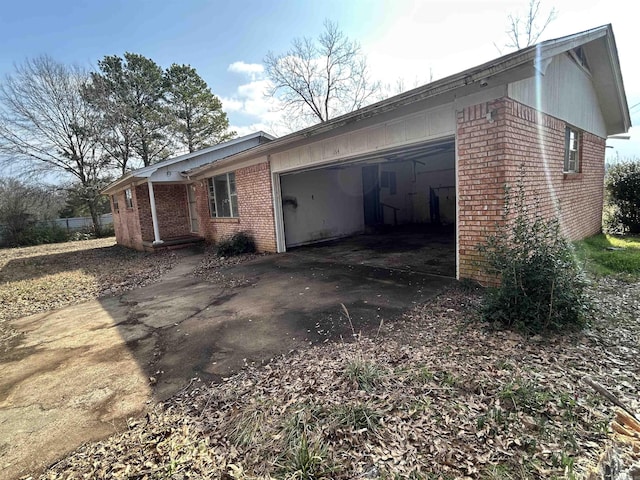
[479,174,588,333]
[605,159,640,234]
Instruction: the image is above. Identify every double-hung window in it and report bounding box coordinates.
[564,127,581,173]
[112,194,119,213]
[208,172,238,218]
[124,188,133,208]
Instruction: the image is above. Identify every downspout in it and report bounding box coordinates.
[147,180,163,245]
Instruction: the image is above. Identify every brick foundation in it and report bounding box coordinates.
[457,97,606,284]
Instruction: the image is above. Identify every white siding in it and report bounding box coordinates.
[379,152,455,225]
[280,165,364,247]
[270,105,456,174]
[508,53,606,137]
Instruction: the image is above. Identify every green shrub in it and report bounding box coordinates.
[16,224,70,246]
[605,159,640,234]
[96,223,115,238]
[215,231,256,257]
[478,173,588,333]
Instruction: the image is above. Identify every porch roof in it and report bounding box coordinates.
[102,131,275,195]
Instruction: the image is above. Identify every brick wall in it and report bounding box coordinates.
[196,161,277,252]
[153,184,190,239]
[111,182,192,251]
[135,185,153,242]
[111,188,143,250]
[457,99,509,284]
[134,183,191,242]
[457,97,605,284]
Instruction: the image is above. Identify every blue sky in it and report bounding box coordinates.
[0,0,638,161]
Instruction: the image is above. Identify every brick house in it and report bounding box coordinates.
[103,132,274,250]
[105,25,630,283]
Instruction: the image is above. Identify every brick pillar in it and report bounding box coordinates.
[457,99,507,285]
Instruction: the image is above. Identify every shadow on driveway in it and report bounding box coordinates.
[0,248,454,479]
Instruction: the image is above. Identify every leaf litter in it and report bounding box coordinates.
[29,274,639,479]
[0,238,177,352]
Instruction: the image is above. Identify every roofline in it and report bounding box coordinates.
[603,25,632,133]
[102,131,275,194]
[189,25,621,178]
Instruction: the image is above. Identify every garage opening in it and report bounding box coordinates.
[277,138,456,277]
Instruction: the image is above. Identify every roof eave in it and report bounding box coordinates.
[102,131,277,195]
[188,26,623,179]
[188,50,544,178]
[604,27,632,134]
[101,174,148,195]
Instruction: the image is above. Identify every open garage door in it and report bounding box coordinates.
[274,138,456,276]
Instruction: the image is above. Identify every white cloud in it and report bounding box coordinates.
[220,97,244,112]
[224,60,289,136]
[228,61,264,81]
[228,77,281,121]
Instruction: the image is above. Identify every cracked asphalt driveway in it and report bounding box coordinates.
[0,247,453,479]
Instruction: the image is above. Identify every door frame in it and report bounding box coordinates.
[186,184,199,234]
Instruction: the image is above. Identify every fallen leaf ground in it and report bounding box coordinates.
[0,238,177,352]
[33,274,639,479]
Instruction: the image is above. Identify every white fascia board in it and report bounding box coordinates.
[102,131,275,194]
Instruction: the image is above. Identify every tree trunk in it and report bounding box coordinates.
[87,200,102,237]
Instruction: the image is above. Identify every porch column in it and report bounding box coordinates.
[147,180,163,245]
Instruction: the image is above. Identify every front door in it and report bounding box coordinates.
[187,184,199,233]
[362,165,381,226]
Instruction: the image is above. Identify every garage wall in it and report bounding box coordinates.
[270,104,455,174]
[280,165,364,247]
[379,151,455,225]
[457,97,605,285]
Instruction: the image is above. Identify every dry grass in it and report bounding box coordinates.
[0,238,177,350]
[36,278,640,479]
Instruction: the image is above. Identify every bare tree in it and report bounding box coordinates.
[264,20,381,126]
[505,0,557,50]
[83,73,137,175]
[0,56,109,233]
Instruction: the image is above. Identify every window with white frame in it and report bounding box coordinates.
[125,188,134,208]
[564,127,581,173]
[208,172,238,218]
[112,194,119,212]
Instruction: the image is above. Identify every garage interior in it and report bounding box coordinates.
[278,139,456,277]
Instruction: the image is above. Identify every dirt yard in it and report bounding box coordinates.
[0,238,178,352]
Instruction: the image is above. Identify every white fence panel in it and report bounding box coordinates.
[53,213,113,230]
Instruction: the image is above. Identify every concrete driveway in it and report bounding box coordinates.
[0,247,453,479]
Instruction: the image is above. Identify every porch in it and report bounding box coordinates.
[142,234,205,252]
